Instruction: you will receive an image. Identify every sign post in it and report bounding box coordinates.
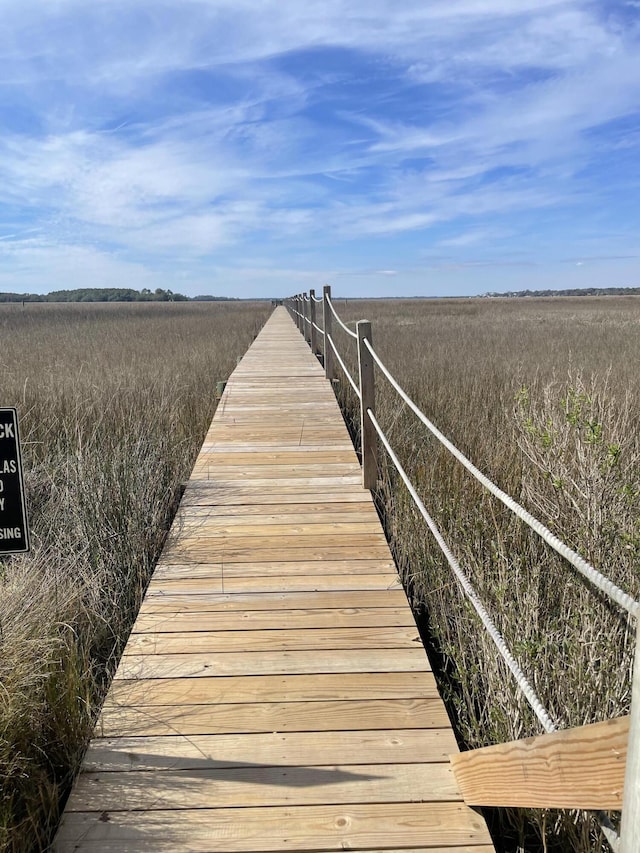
[0,408,30,554]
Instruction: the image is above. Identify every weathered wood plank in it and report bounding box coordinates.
[96,698,450,737]
[114,648,430,679]
[55,803,493,851]
[175,505,379,521]
[65,763,459,811]
[132,605,415,633]
[107,671,440,706]
[156,546,394,564]
[171,521,383,537]
[145,574,402,594]
[124,627,421,654]
[82,729,458,772]
[136,589,410,614]
[152,561,396,580]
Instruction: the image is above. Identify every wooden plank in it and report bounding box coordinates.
[171,522,383,536]
[189,465,360,480]
[132,606,415,633]
[107,671,440,706]
[145,574,402,594]
[187,475,364,486]
[175,505,379,521]
[124,627,422,654]
[156,546,394,563]
[152,561,396,580]
[82,729,459,772]
[114,648,430,679]
[195,451,359,464]
[450,715,629,809]
[65,763,459,811]
[136,589,411,614]
[181,489,372,506]
[54,802,493,851]
[96,698,450,737]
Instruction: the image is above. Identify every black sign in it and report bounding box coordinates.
[0,408,30,554]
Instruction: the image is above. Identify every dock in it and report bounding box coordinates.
[54,307,494,852]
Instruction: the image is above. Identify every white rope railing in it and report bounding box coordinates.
[312,321,325,336]
[368,407,557,733]
[325,294,358,339]
[327,333,360,398]
[372,400,621,849]
[362,337,640,618]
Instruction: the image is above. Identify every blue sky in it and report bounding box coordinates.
[1,1,639,298]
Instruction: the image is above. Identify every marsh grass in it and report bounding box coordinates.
[327,296,640,852]
[0,301,270,851]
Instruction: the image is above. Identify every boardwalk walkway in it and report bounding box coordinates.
[55,307,494,852]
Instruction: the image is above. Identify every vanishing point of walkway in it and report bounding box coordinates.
[55,307,494,851]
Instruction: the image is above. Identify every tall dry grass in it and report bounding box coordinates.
[324,296,640,852]
[0,301,270,852]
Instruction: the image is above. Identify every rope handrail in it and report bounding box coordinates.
[362,337,640,619]
[367,407,557,733]
[370,389,622,850]
[327,333,360,398]
[312,321,325,336]
[311,294,323,303]
[325,294,358,339]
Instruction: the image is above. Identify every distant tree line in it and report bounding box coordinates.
[484,286,640,298]
[0,288,241,303]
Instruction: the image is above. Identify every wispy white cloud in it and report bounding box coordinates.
[0,0,639,295]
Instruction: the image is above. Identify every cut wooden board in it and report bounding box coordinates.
[451,715,628,810]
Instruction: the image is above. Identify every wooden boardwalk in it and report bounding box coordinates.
[55,307,494,852]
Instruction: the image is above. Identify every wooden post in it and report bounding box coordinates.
[309,289,317,355]
[296,295,302,332]
[323,285,335,382]
[304,292,312,344]
[357,320,376,490]
[621,620,640,852]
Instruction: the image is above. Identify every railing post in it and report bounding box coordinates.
[297,295,302,332]
[357,320,376,490]
[621,619,640,852]
[323,285,335,382]
[304,292,311,344]
[309,289,317,355]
